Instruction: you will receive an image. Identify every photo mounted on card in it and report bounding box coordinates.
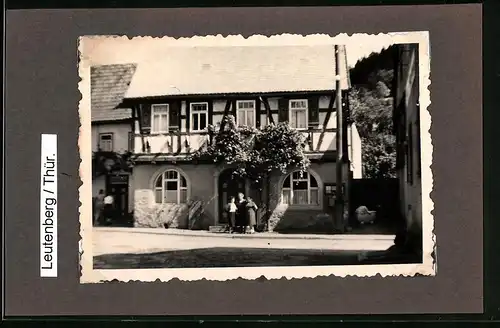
[78,32,433,283]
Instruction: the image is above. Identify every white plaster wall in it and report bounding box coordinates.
[348,123,363,179]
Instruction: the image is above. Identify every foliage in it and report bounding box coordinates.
[361,134,397,179]
[191,115,256,176]
[92,150,134,178]
[248,122,310,183]
[349,88,394,137]
[349,46,397,179]
[190,115,310,185]
[349,45,397,89]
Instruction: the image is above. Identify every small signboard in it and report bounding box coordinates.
[109,173,128,185]
[324,183,345,208]
[324,183,345,196]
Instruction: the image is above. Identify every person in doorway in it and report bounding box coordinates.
[94,189,105,226]
[245,196,258,234]
[225,196,237,233]
[103,193,114,226]
[235,192,248,233]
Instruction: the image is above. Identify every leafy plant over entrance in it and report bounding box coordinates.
[189,115,311,186]
[92,150,134,179]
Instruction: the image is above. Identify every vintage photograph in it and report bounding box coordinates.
[79,32,433,283]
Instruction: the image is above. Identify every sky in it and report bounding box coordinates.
[81,34,396,70]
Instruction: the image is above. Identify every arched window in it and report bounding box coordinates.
[154,170,188,204]
[281,171,319,206]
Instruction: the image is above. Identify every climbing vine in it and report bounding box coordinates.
[92,150,134,178]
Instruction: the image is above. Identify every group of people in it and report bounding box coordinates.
[225,192,258,234]
[93,189,115,226]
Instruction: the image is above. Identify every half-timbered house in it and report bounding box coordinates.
[118,44,363,231]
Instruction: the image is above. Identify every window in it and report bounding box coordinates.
[190,102,208,132]
[99,133,113,152]
[289,99,308,129]
[282,171,319,206]
[236,100,256,127]
[151,104,169,133]
[154,170,188,204]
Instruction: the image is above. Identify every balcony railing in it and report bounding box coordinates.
[134,129,340,155]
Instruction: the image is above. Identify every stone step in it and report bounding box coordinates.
[209,225,229,233]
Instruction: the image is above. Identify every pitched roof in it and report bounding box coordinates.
[91,63,136,122]
[124,45,350,99]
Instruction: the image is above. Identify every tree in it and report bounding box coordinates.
[248,122,310,184]
[190,116,310,229]
[92,150,134,179]
[349,46,397,179]
[191,115,310,185]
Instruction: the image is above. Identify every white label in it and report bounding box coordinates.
[40,134,58,277]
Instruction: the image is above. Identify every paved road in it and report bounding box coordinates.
[93,228,395,256]
[92,229,407,269]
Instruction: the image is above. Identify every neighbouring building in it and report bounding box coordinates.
[117,44,363,231]
[393,43,422,253]
[91,63,136,218]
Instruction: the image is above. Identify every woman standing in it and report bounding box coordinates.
[245,197,258,234]
[236,192,248,233]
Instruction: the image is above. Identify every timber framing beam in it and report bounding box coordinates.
[219,99,232,133]
[135,104,146,153]
[260,96,275,125]
[315,93,336,152]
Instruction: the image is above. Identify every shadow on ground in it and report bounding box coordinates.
[94,247,420,269]
[271,220,401,236]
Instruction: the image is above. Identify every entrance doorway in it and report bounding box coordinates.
[106,172,129,224]
[218,169,246,224]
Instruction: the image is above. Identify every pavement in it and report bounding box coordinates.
[92,227,396,257]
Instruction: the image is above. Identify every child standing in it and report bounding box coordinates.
[226,196,237,233]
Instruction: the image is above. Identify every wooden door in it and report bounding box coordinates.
[106,173,129,224]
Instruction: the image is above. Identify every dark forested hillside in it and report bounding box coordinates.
[349,45,397,91]
[349,45,397,179]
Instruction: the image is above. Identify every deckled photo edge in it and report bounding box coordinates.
[78,31,434,284]
[78,36,95,282]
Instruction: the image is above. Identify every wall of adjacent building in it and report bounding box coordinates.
[395,44,422,250]
[348,123,363,179]
[91,122,134,214]
[91,122,132,153]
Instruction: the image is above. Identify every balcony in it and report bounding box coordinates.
[133,129,341,157]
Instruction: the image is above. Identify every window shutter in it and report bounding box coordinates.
[308,96,320,128]
[231,100,237,118]
[141,104,151,134]
[208,100,213,125]
[278,98,289,123]
[255,97,261,128]
[169,101,181,131]
[185,101,191,131]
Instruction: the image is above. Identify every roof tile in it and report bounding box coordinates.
[91,63,136,122]
[124,45,350,99]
